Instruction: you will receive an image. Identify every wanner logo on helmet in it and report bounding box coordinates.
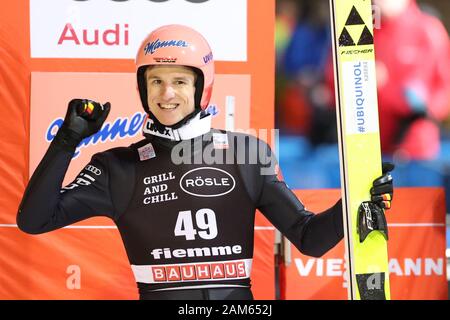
[144,39,189,55]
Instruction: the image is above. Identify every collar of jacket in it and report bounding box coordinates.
[142,111,212,141]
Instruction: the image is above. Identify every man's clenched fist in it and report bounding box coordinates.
[55,99,111,150]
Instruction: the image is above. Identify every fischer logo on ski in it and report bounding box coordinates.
[338,6,374,47]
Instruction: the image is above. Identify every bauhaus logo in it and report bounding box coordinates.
[339,6,374,47]
[152,260,247,282]
[131,258,252,284]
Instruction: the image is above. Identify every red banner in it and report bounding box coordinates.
[282,188,448,300]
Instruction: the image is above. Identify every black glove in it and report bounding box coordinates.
[370,162,394,209]
[55,99,111,150]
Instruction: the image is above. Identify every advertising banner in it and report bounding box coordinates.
[30,0,247,61]
[282,188,448,300]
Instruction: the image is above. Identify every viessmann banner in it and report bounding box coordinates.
[281,189,448,300]
[29,0,247,61]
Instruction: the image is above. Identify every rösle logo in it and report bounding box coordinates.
[179,167,236,197]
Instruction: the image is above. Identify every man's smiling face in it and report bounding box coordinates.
[145,65,197,126]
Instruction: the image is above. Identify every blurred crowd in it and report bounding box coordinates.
[276,0,450,197]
